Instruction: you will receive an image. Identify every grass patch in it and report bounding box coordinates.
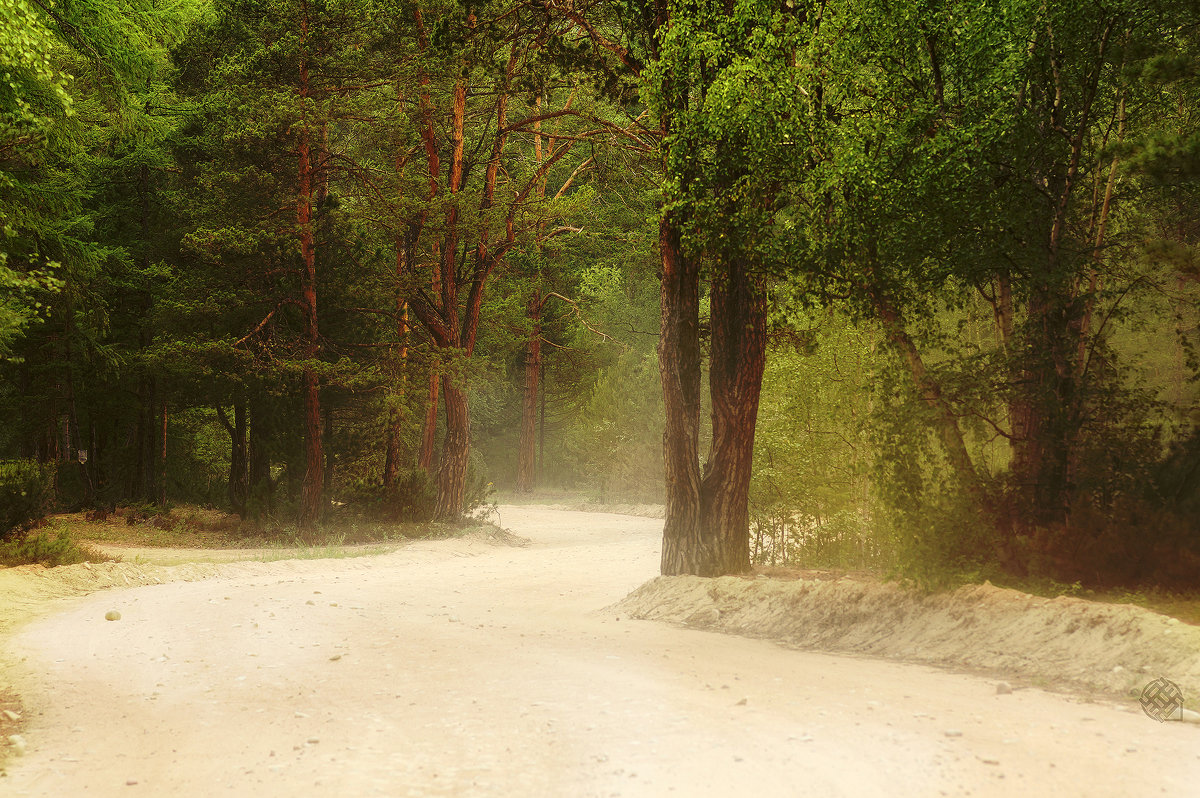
[55,505,440,550]
[0,527,107,568]
[984,572,1200,626]
[252,542,404,563]
[0,504,508,568]
[1086,589,1200,626]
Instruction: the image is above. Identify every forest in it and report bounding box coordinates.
[0,0,1198,587]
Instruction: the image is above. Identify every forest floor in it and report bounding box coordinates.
[1,506,1199,796]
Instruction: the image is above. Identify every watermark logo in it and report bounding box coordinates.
[1140,677,1183,722]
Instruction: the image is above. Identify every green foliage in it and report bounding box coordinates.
[0,0,72,356]
[0,528,96,567]
[750,313,879,568]
[0,0,1197,588]
[341,468,437,524]
[646,0,811,274]
[0,458,55,540]
[563,348,663,502]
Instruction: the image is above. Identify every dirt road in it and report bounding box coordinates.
[4,507,1199,796]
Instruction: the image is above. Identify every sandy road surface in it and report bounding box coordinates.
[3,506,1200,797]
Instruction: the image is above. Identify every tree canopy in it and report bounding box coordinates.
[2,0,1198,588]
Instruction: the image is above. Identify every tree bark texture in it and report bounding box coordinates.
[697,257,767,575]
[418,372,439,473]
[434,379,470,520]
[657,217,705,574]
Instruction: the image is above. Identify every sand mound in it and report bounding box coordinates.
[613,574,1200,699]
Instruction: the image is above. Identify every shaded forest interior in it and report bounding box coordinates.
[1,0,1199,587]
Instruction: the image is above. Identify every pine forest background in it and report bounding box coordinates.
[2,0,1199,588]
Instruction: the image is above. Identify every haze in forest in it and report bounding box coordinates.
[1,0,1199,589]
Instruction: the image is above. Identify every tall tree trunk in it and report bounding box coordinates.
[426,75,468,518]
[516,292,543,493]
[1006,25,1114,542]
[658,217,705,574]
[435,378,470,520]
[299,301,323,529]
[217,401,249,517]
[383,410,402,488]
[418,370,439,472]
[697,257,767,575]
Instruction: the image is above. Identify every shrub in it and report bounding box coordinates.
[0,459,55,542]
[0,529,96,567]
[342,468,437,524]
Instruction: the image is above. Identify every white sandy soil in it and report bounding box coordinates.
[1,506,1198,797]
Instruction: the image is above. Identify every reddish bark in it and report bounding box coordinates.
[434,379,470,520]
[418,371,439,472]
[401,26,574,521]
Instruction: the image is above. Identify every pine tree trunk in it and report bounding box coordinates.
[516,293,543,493]
[697,256,767,575]
[435,378,469,520]
[418,371,439,472]
[658,217,705,574]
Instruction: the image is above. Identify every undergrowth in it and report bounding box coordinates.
[0,529,104,568]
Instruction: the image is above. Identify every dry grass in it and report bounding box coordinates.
[14,504,490,569]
